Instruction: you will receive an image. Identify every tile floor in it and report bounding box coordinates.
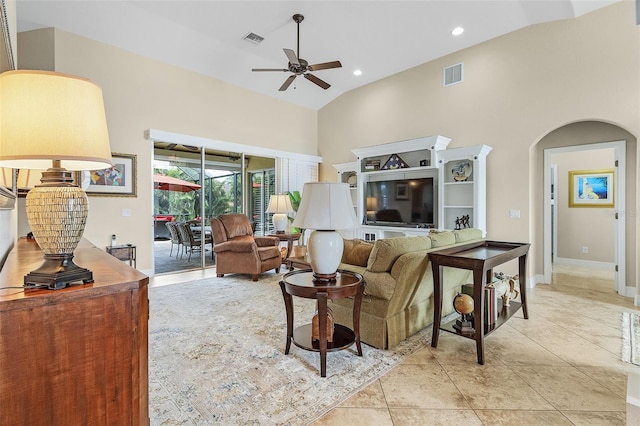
[312,266,640,425]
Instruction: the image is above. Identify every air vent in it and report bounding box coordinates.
[243,32,264,44]
[443,63,463,87]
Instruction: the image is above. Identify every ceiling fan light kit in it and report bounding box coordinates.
[251,13,342,91]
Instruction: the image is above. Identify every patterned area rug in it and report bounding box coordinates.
[622,311,640,366]
[149,273,432,425]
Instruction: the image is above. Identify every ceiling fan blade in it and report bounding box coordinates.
[252,68,288,72]
[304,73,330,90]
[308,61,342,71]
[279,75,297,91]
[283,48,299,66]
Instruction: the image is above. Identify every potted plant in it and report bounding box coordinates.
[286,190,307,257]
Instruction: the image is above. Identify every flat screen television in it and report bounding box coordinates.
[364,177,436,228]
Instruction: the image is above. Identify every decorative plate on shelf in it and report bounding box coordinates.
[346,172,357,187]
[451,160,472,182]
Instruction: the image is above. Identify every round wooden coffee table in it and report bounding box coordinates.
[279,269,365,377]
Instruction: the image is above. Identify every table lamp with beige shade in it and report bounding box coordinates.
[265,193,294,234]
[0,70,112,289]
[292,182,358,281]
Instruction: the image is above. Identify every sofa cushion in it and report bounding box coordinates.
[428,231,455,247]
[367,236,432,272]
[342,239,374,267]
[257,246,280,261]
[453,228,483,243]
[362,271,396,300]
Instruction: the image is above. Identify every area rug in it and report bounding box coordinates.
[149,273,432,425]
[622,311,640,366]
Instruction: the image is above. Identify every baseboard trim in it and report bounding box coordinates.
[554,257,615,270]
[635,294,640,307]
[532,274,545,287]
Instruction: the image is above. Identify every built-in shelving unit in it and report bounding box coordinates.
[333,161,358,240]
[334,136,492,240]
[438,145,492,236]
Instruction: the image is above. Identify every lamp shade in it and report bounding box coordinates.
[0,70,112,170]
[265,194,294,214]
[292,182,358,230]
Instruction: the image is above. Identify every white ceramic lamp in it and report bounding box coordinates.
[292,182,358,281]
[266,194,294,234]
[0,70,112,290]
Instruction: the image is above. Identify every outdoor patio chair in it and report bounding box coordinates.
[165,222,183,257]
[176,222,213,261]
[211,214,281,281]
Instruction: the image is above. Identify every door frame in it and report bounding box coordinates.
[543,140,627,296]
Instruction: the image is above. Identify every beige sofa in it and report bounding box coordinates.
[330,228,484,349]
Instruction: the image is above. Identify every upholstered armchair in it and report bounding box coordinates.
[211,214,281,281]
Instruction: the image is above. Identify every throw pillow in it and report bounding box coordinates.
[342,239,373,267]
[345,242,374,267]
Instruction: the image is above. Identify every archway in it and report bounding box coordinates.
[532,120,637,297]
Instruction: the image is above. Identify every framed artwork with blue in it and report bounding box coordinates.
[568,169,614,208]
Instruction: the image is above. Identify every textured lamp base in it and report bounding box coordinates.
[24,166,92,290]
[24,254,94,290]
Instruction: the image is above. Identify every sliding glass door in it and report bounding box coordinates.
[153,143,274,275]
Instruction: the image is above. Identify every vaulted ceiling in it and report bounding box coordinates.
[16,1,620,110]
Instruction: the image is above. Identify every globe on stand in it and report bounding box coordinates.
[452,292,475,334]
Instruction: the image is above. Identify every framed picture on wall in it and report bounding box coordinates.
[86,152,137,197]
[568,169,614,208]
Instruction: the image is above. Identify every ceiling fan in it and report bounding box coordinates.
[252,14,342,91]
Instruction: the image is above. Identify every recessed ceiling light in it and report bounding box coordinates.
[353,69,362,76]
[452,27,464,36]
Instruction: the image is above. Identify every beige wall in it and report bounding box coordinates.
[18,28,318,272]
[318,2,639,287]
[552,148,615,262]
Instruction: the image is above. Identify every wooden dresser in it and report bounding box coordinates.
[0,238,149,425]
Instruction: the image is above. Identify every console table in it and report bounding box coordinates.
[0,238,149,425]
[429,240,530,364]
[106,243,137,268]
[279,269,364,377]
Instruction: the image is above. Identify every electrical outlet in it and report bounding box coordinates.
[509,209,521,219]
[582,246,588,254]
[122,208,132,217]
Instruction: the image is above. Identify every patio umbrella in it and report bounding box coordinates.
[154,174,201,192]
